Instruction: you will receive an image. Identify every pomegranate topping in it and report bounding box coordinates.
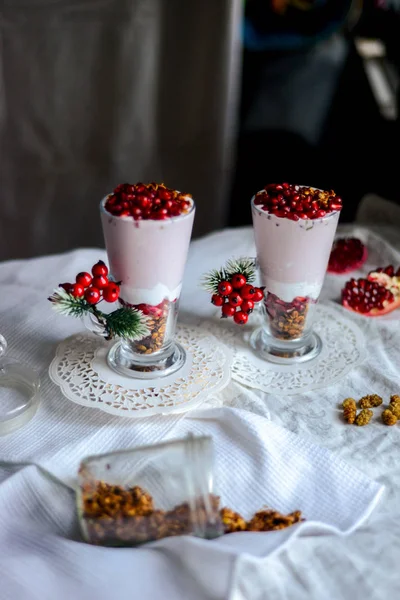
[254,184,342,220]
[104,183,193,220]
[342,266,400,316]
[328,238,367,274]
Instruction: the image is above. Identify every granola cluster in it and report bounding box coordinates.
[341,393,400,427]
[265,293,309,341]
[81,482,303,546]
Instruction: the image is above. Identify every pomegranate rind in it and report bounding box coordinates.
[327,238,368,274]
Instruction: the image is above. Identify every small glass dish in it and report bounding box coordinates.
[0,335,41,436]
[77,435,223,546]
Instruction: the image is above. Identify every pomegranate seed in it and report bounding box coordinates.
[131,206,142,219]
[384,265,394,276]
[316,210,326,218]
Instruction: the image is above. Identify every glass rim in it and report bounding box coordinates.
[79,434,212,468]
[100,193,196,222]
[251,187,342,221]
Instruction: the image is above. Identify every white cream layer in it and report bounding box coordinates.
[265,279,322,302]
[119,282,182,306]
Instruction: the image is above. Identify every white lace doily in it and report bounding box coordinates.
[49,325,232,418]
[199,304,367,395]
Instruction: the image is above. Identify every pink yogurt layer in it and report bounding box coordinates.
[252,201,340,302]
[101,196,195,306]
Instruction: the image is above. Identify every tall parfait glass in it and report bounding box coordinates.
[250,184,342,363]
[100,183,195,378]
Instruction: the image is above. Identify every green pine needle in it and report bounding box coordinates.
[105,308,150,341]
[49,287,150,342]
[48,288,88,317]
[225,257,256,282]
[201,257,257,294]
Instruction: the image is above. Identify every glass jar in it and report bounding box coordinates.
[77,435,223,546]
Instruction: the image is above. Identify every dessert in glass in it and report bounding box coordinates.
[100,182,195,378]
[250,183,342,363]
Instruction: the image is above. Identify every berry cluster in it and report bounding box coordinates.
[212,274,264,325]
[254,183,342,221]
[104,182,193,220]
[60,261,120,304]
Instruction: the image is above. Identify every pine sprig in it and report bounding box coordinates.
[105,308,150,341]
[225,257,256,282]
[201,257,257,294]
[48,288,150,342]
[48,289,88,317]
[201,266,228,293]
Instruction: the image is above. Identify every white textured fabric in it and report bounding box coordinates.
[0,408,383,600]
[0,223,399,599]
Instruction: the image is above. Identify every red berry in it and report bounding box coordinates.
[84,287,101,304]
[231,273,247,289]
[253,288,264,303]
[211,294,224,307]
[92,275,109,289]
[241,299,254,313]
[102,283,120,303]
[228,292,243,307]
[71,283,85,298]
[233,310,249,325]
[240,284,257,300]
[59,282,73,293]
[218,281,233,296]
[76,272,93,288]
[221,304,235,318]
[92,260,108,277]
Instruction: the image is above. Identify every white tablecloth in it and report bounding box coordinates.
[1,224,400,599]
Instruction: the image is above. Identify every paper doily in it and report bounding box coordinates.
[49,325,232,418]
[200,304,367,395]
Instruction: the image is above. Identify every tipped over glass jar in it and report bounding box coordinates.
[77,435,223,547]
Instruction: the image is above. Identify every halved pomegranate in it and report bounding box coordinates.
[342,265,400,316]
[327,238,367,274]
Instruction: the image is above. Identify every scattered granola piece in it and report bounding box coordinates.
[343,406,357,424]
[355,409,373,426]
[359,394,383,409]
[246,509,302,532]
[220,507,246,533]
[382,409,398,426]
[342,398,357,410]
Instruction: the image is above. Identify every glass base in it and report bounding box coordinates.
[250,327,322,365]
[107,340,186,380]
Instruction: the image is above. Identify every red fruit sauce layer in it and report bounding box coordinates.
[253,183,342,221]
[104,183,193,221]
